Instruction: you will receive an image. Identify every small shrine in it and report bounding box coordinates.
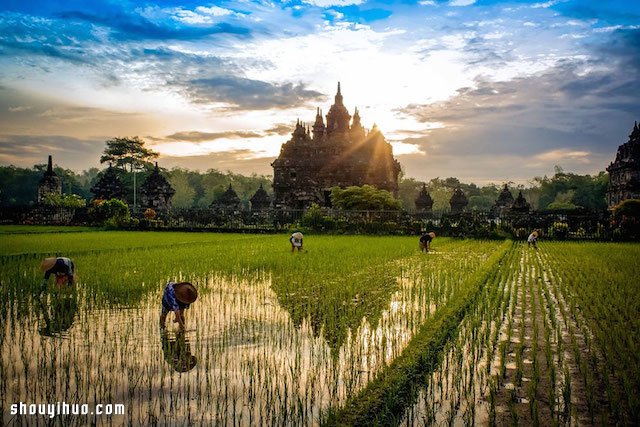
[606,121,640,208]
[449,187,468,215]
[212,184,241,210]
[414,184,434,213]
[91,165,127,201]
[250,184,271,210]
[140,163,175,211]
[491,184,514,215]
[511,191,531,213]
[37,155,62,203]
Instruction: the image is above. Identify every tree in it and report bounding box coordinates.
[331,185,401,210]
[100,136,158,172]
[167,169,196,208]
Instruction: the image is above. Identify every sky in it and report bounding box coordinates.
[0,0,639,184]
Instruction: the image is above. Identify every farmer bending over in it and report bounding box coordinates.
[290,231,304,252]
[41,257,75,291]
[160,282,198,331]
[419,232,436,253]
[528,230,539,248]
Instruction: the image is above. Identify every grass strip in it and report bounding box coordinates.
[324,240,513,426]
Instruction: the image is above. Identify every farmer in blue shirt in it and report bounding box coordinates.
[41,257,75,291]
[160,282,198,331]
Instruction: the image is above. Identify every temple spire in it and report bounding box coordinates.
[47,155,53,174]
[334,82,343,105]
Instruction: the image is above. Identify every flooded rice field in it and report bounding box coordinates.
[2,230,638,425]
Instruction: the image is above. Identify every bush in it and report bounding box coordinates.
[611,199,640,240]
[549,221,569,239]
[89,198,131,227]
[300,203,337,231]
[42,193,86,208]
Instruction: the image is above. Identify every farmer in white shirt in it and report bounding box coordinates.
[289,231,304,252]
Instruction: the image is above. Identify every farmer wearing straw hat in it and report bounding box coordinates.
[290,231,304,252]
[41,257,75,291]
[160,282,198,331]
[419,232,436,253]
[528,229,539,248]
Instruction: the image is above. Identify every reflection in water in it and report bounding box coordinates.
[161,331,197,373]
[2,250,489,425]
[37,290,78,338]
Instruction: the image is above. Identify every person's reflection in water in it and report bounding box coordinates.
[37,289,78,337]
[161,331,197,373]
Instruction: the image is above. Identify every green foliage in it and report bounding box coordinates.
[89,198,131,227]
[549,221,569,239]
[534,169,607,211]
[299,203,336,231]
[611,199,640,239]
[331,185,401,210]
[42,193,86,208]
[100,136,159,172]
[0,164,93,206]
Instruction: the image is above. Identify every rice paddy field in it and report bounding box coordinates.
[0,226,638,426]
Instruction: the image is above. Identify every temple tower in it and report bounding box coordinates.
[606,121,640,208]
[37,155,62,203]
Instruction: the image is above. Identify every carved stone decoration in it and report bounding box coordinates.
[272,83,401,209]
[415,184,434,212]
[606,121,640,208]
[38,155,62,203]
[250,184,271,210]
[91,164,127,201]
[449,187,468,215]
[140,163,175,211]
[212,184,241,210]
[511,191,531,213]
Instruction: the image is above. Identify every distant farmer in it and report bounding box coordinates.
[419,232,436,253]
[160,282,198,331]
[41,257,75,291]
[290,231,304,252]
[528,230,539,248]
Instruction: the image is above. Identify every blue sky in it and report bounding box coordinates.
[0,0,639,183]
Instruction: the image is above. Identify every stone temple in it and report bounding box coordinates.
[38,155,62,203]
[606,121,640,208]
[272,83,401,209]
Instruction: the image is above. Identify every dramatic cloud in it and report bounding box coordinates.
[0,0,638,181]
[185,77,324,110]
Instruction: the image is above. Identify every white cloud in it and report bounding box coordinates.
[531,0,559,8]
[301,0,364,7]
[534,149,591,163]
[449,0,476,6]
[8,106,32,112]
[419,1,437,5]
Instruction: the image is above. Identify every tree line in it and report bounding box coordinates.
[0,137,608,211]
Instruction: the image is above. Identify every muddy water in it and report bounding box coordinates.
[2,271,448,426]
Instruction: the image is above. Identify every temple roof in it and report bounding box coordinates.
[415,184,433,210]
[91,164,126,200]
[214,184,241,208]
[250,183,271,208]
[140,163,175,197]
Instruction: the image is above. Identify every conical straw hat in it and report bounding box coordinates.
[175,282,198,304]
[41,257,57,271]
[292,232,303,239]
[428,232,436,238]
